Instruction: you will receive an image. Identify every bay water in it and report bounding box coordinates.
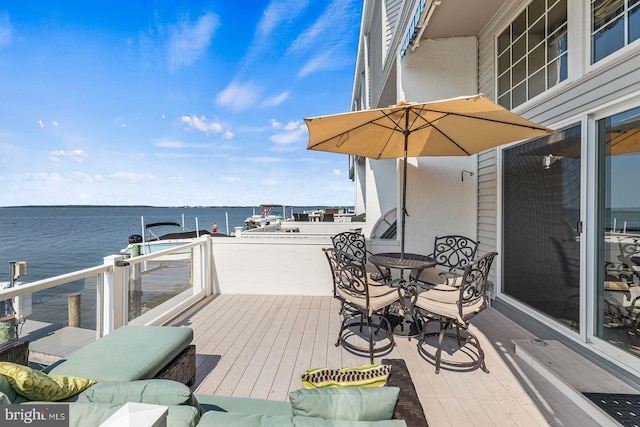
[0,205,335,330]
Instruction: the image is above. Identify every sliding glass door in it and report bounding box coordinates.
[502,125,582,331]
[596,107,640,356]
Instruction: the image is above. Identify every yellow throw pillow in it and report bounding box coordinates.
[0,362,95,401]
[301,364,390,388]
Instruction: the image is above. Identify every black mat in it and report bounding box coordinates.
[583,393,640,426]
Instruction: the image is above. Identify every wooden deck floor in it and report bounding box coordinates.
[170,294,600,427]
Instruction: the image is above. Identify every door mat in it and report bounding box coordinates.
[583,393,640,426]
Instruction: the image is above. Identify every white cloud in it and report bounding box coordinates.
[180,115,224,134]
[298,51,335,78]
[0,14,12,47]
[223,130,233,139]
[69,149,88,163]
[333,169,342,176]
[261,177,278,186]
[154,152,198,159]
[20,172,62,182]
[49,149,89,163]
[269,120,307,145]
[219,176,241,183]
[52,120,59,127]
[48,149,88,163]
[37,120,45,129]
[216,81,262,113]
[69,172,94,183]
[154,139,187,148]
[247,157,283,163]
[270,119,282,128]
[109,172,156,183]
[168,12,219,70]
[261,91,289,108]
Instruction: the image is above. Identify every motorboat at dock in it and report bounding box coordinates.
[121,216,228,260]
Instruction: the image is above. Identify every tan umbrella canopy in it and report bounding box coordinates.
[305,94,555,257]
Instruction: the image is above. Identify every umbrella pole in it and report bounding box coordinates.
[401,111,409,258]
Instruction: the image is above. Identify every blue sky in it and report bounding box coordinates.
[0,1,361,207]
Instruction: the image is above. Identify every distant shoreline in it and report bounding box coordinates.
[0,204,352,209]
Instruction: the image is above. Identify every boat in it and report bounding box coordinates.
[121,218,227,260]
[244,204,288,230]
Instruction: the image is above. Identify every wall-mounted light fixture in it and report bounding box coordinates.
[543,154,562,169]
[461,170,474,181]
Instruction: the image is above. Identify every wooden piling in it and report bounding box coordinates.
[68,292,81,327]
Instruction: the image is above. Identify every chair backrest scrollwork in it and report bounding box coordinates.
[453,252,497,319]
[332,231,368,262]
[323,248,369,305]
[433,235,479,269]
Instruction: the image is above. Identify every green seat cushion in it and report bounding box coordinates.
[195,394,293,416]
[289,387,399,422]
[293,416,407,426]
[69,402,200,427]
[0,371,16,403]
[77,379,198,408]
[197,411,294,427]
[0,362,95,401]
[46,326,193,382]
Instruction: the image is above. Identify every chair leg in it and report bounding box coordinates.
[367,315,374,364]
[435,323,448,374]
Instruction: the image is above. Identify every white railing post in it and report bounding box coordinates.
[101,255,128,336]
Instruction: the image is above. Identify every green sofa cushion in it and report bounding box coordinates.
[197,411,295,427]
[77,379,198,408]
[0,371,16,403]
[293,416,407,426]
[69,402,200,427]
[195,393,293,416]
[46,326,193,382]
[289,387,399,422]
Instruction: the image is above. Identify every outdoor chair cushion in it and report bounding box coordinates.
[289,387,400,421]
[415,286,484,323]
[0,362,95,402]
[45,325,193,382]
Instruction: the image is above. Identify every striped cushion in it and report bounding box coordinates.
[301,364,390,388]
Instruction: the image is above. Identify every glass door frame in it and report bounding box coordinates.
[587,97,640,374]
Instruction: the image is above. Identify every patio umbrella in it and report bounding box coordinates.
[305,93,554,257]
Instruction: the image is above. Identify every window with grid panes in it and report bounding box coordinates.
[592,0,640,63]
[497,0,567,109]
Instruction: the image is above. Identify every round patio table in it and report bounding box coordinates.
[369,252,436,337]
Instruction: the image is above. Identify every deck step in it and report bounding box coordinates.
[513,339,638,427]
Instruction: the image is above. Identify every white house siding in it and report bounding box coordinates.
[476,0,640,260]
[383,0,403,62]
[369,2,385,107]
[476,1,528,261]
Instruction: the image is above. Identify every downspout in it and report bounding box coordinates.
[410,0,441,53]
[363,33,371,110]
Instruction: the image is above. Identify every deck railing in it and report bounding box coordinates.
[0,235,213,349]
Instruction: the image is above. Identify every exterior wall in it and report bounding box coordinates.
[399,36,479,102]
[362,158,398,237]
[395,36,480,254]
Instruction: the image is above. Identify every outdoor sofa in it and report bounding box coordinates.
[0,328,424,426]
